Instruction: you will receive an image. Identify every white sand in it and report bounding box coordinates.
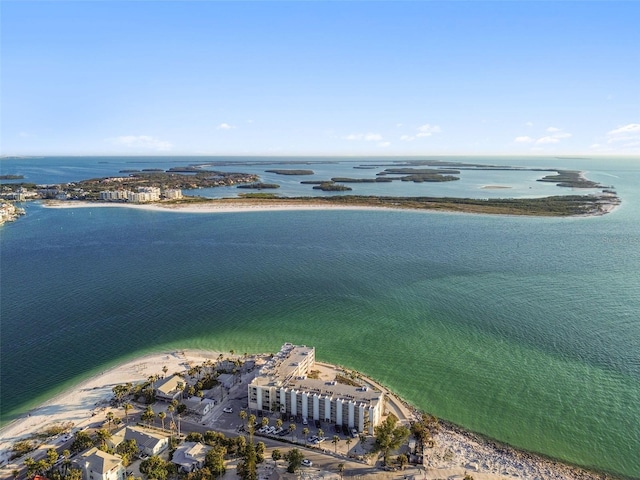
[42,200,391,214]
[0,350,224,467]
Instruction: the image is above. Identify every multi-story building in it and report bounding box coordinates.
[99,190,130,201]
[248,343,383,435]
[76,447,125,480]
[163,188,183,200]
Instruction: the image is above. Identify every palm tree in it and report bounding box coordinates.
[302,427,309,446]
[288,423,296,441]
[345,436,352,453]
[162,365,168,377]
[239,410,248,429]
[122,402,132,423]
[158,411,167,431]
[261,417,269,431]
[332,435,340,453]
[95,429,112,449]
[318,428,324,439]
[337,463,345,479]
[248,414,256,442]
[276,418,283,430]
[106,411,114,431]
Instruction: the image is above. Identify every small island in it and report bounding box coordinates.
[237,183,281,190]
[265,169,315,175]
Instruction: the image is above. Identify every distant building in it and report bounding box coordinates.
[75,447,125,480]
[99,190,129,201]
[163,188,183,200]
[248,343,384,435]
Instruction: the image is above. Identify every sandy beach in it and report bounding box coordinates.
[0,349,613,480]
[42,195,621,217]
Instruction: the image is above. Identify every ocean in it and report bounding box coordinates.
[1,156,639,478]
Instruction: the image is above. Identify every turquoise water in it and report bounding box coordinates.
[1,157,639,478]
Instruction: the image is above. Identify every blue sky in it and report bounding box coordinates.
[1,1,638,156]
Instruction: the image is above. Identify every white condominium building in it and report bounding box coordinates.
[163,188,183,200]
[248,343,383,435]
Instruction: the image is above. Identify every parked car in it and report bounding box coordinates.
[351,428,358,438]
[223,407,233,413]
[302,459,313,467]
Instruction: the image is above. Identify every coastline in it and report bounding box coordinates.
[41,195,621,217]
[0,350,618,480]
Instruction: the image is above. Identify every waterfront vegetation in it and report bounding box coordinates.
[264,169,314,175]
[312,182,352,192]
[237,183,280,189]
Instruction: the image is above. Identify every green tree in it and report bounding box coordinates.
[158,411,167,431]
[70,431,94,453]
[186,432,204,443]
[338,463,345,479]
[239,410,247,429]
[140,456,174,480]
[284,448,304,473]
[106,411,114,431]
[345,436,352,452]
[141,406,155,426]
[236,441,257,480]
[247,414,256,442]
[204,445,227,478]
[260,417,269,429]
[374,414,410,466]
[255,442,266,464]
[397,453,408,470]
[288,423,296,441]
[116,439,138,467]
[317,428,324,439]
[95,428,112,450]
[332,435,340,453]
[271,449,282,466]
[275,419,283,430]
[302,428,309,446]
[122,402,133,423]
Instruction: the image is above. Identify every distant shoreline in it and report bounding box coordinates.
[42,193,620,217]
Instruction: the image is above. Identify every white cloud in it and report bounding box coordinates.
[378,141,391,148]
[606,123,640,145]
[513,127,571,147]
[217,123,235,130]
[344,133,383,141]
[400,123,442,141]
[536,136,561,144]
[108,135,173,151]
[416,124,442,137]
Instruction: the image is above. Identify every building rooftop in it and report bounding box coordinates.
[287,378,382,405]
[252,343,314,387]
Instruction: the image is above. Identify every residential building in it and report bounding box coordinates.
[154,374,185,402]
[183,397,215,416]
[163,188,183,200]
[171,442,211,473]
[76,447,125,480]
[248,343,384,435]
[108,426,170,457]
